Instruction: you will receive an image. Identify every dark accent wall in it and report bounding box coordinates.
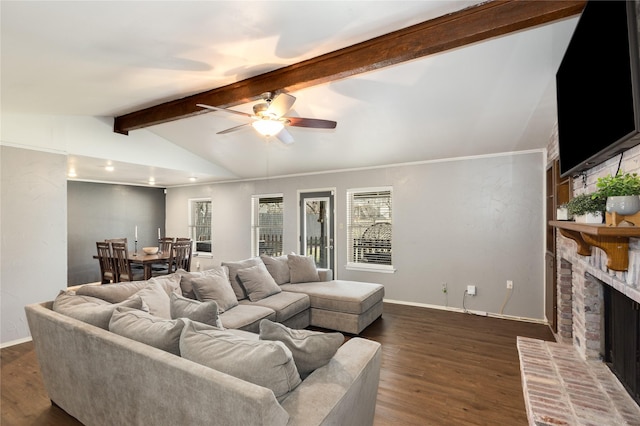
[67,181,166,285]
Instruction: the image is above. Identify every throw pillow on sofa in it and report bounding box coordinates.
[128,280,175,319]
[180,320,301,398]
[259,319,344,377]
[177,266,227,300]
[236,263,282,302]
[287,254,320,284]
[260,254,290,285]
[109,307,185,356]
[190,270,238,313]
[170,292,223,329]
[52,291,146,330]
[222,257,263,300]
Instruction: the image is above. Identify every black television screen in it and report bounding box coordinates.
[556,0,640,177]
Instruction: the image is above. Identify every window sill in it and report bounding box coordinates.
[346,263,396,273]
[193,252,213,259]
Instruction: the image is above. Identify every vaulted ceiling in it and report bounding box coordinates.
[1,1,584,186]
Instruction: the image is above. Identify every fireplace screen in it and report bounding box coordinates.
[604,285,640,405]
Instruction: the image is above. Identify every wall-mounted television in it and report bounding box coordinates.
[556,0,640,178]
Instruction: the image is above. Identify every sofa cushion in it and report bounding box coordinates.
[280,280,385,314]
[239,291,309,323]
[178,266,227,300]
[218,304,276,333]
[237,263,282,302]
[76,273,182,303]
[260,254,290,285]
[222,257,263,300]
[76,281,147,303]
[259,319,344,377]
[180,320,301,398]
[190,270,238,313]
[52,291,145,329]
[130,281,173,319]
[109,307,185,355]
[287,254,320,284]
[170,292,223,329]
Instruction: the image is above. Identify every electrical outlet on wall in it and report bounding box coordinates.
[441,283,448,294]
[507,280,513,289]
[466,285,476,296]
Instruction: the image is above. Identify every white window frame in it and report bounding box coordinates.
[188,197,212,257]
[251,193,284,257]
[346,186,395,273]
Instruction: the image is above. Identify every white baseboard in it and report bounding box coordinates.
[1,336,32,349]
[383,299,548,325]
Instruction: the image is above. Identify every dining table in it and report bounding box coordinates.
[93,250,172,280]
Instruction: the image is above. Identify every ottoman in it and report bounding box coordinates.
[280,280,384,334]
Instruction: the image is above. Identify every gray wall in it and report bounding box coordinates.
[166,151,545,320]
[67,181,166,285]
[1,146,67,343]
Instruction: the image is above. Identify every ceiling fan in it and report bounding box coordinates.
[196,92,337,144]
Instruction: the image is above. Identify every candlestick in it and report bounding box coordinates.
[158,228,161,239]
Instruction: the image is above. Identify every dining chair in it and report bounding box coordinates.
[111,241,144,282]
[176,237,191,241]
[158,237,174,253]
[106,237,144,272]
[169,239,192,272]
[96,241,117,283]
[152,237,175,275]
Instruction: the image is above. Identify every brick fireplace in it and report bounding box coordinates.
[517,230,640,425]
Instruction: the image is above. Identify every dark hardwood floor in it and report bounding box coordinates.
[1,302,554,425]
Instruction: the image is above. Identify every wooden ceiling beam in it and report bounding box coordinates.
[113,0,585,135]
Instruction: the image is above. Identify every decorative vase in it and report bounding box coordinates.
[605,195,640,215]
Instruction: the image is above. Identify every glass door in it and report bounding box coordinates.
[299,190,335,273]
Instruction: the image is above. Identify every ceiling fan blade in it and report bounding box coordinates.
[275,127,295,145]
[217,123,251,134]
[285,117,337,129]
[267,93,296,118]
[197,103,253,119]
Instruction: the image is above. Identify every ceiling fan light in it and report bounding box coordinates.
[252,119,284,136]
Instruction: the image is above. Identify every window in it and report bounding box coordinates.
[251,195,284,257]
[189,198,212,254]
[347,187,393,272]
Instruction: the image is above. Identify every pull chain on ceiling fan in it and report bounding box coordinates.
[197,92,337,144]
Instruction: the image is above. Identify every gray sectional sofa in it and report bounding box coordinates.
[25,254,385,425]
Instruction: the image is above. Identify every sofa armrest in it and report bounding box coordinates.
[317,268,333,281]
[280,337,381,426]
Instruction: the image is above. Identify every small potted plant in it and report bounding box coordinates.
[566,193,606,223]
[556,203,571,221]
[595,171,640,215]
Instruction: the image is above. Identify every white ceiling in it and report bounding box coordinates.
[1,1,579,187]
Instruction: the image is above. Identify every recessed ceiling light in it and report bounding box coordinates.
[149,178,156,185]
[189,177,197,182]
[105,165,114,172]
[68,169,77,177]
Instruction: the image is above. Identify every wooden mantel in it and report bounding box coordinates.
[550,221,640,271]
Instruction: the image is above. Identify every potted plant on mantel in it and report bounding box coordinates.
[566,193,606,223]
[595,171,640,216]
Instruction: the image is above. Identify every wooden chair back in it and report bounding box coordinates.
[158,237,174,253]
[106,237,127,244]
[96,241,116,283]
[111,241,135,282]
[170,240,192,272]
